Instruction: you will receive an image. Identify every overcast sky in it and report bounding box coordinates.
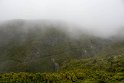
[0,0,124,37]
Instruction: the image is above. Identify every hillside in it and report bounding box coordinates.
[0,20,111,73]
[0,20,123,82]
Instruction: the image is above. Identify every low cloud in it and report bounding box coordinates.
[0,0,124,38]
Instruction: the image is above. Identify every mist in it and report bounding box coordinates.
[0,0,124,38]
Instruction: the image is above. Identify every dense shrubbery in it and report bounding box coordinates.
[0,70,123,83]
[0,55,123,83]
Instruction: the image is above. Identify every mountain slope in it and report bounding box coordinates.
[0,20,122,73]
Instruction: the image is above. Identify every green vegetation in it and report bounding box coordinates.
[0,21,109,72]
[0,20,123,82]
[0,55,123,83]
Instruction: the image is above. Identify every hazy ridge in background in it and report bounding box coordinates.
[0,0,124,38]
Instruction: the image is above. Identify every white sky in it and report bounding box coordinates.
[0,0,124,37]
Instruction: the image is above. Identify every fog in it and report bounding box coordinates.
[0,0,124,38]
